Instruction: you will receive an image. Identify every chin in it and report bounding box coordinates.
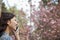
[12,26,18,31]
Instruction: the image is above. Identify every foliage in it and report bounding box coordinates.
[42,0,49,5]
[2,2,7,12]
[29,0,60,40]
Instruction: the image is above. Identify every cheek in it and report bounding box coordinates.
[9,22,16,30]
[8,21,14,28]
[11,21,17,28]
[11,22,15,27]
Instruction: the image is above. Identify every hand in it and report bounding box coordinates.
[12,27,20,40]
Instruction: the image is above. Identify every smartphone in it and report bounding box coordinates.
[15,26,19,32]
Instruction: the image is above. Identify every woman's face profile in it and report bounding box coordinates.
[7,17,18,30]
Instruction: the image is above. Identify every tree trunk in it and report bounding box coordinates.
[0,0,2,17]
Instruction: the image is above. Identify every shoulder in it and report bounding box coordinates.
[0,32,13,40]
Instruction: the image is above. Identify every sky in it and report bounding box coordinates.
[3,0,41,13]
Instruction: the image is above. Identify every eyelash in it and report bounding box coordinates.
[15,20,16,21]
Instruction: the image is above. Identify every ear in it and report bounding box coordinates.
[7,20,11,25]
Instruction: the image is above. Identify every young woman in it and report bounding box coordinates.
[0,12,20,40]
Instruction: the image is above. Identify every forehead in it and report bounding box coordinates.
[11,17,16,20]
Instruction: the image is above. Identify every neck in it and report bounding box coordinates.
[5,26,10,35]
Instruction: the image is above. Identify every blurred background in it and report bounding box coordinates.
[0,0,60,40]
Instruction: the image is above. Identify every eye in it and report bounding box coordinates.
[14,18,18,22]
[15,19,17,21]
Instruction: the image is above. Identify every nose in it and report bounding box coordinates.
[15,21,18,25]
